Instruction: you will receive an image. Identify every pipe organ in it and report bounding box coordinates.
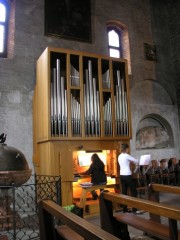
[33,47,131,206]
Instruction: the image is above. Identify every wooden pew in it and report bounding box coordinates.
[148,183,180,197]
[148,183,180,223]
[38,199,120,240]
[99,191,180,240]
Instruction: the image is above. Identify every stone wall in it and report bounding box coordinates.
[130,80,179,159]
[0,0,179,170]
[147,0,180,159]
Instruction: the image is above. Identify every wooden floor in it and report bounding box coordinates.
[86,192,180,239]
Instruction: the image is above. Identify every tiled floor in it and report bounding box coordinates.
[86,192,180,239]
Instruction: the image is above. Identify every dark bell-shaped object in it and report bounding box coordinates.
[0,134,32,186]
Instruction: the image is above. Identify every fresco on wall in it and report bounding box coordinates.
[136,126,170,149]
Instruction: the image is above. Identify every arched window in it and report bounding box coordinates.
[0,0,9,58]
[107,27,122,58]
[107,21,131,74]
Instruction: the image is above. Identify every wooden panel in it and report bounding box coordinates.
[53,142,74,181]
[36,49,49,141]
[38,141,74,180]
[61,181,73,206]
[32,86,39,167]
[38,142,60,175]
[124,58,132,138]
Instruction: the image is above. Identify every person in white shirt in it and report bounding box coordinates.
[118,143,139,213]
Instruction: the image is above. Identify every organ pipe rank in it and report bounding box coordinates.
[84,60,100,136]
[114,70,128,136]
[50,59,129,137]
[51,59,68,136]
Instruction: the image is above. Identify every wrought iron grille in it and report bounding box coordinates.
[0,175,61,240]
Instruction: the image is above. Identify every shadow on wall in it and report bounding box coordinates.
[136,114,174,149]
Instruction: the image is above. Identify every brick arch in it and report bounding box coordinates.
[106,20,131,74]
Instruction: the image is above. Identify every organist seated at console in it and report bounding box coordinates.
[80,153,107,200]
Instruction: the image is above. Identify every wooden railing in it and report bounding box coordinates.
[38,199,119,240]
[148,183,180,195]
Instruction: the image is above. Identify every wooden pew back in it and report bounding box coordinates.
[38,199,119,240]
[103,192,180,220]
[99,191,180,240]
[149,183,180,195]
[148,183,180,223]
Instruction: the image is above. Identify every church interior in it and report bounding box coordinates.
[0,0,180,239]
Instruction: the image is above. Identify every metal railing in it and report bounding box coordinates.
[0,175,61,240]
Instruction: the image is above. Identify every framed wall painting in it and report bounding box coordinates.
[144,43,157,61]
[45,0,92,43]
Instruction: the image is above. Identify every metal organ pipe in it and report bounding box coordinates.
[50,58,129,137]
[53,67,57,135]
[114,70,129,136]
[50,59,68,136]
[83,60,100,136]
[64,90,68,136]
[50,81,54,136]
[56,60,61,136]
[103,97,112,136]
[71,94,81,136]
[102,69,110,89]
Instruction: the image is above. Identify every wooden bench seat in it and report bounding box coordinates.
[99,191,180,240]
[114,212,175,240]
[114,184,180,240]
[56,225,84,240]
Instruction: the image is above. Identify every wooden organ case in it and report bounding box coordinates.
[33,47,131,206]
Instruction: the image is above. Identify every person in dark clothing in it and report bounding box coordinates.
[168,157,179,185]
[85,153,107,199]
[160,159,169,184]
